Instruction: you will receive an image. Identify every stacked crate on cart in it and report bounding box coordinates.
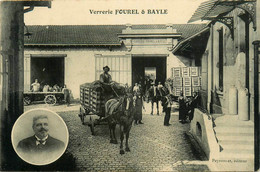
[173,77,182,96]
[171,66,201,97]
[190,67,201,93]
[80,83,105,116]
[182,67,190,77]
[172,67,182,77]
[183,76,192,97]
[91,89,105,116]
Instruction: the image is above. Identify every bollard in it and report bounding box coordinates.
[229,85,238,115]
[238,87,249,121]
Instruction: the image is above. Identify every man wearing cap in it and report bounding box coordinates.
[100,66,112,84]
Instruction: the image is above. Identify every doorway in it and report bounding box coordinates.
[132,56,166,88]
[31,57,64,89]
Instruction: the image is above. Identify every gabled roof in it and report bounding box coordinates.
[24,24,207,46]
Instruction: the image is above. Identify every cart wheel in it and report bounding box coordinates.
[24,96,31,105]
[44,95,57,105]
[89,116,95,135]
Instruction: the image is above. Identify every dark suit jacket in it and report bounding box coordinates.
[100,73,112,83]
[148,86,160,99]
[17,135,65,154]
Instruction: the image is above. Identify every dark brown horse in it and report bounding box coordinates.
[105,93,134,154]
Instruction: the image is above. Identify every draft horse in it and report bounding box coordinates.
[105,92,134,154]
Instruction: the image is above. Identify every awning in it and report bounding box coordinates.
[188,0,256,23]
[172,26,210,54]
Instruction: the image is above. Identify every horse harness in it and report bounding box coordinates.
[106,96,132,119]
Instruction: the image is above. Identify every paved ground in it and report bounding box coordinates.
[24,102,211,171]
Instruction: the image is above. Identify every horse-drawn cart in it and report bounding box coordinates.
[23,92,64,105]
[78,81,126,135]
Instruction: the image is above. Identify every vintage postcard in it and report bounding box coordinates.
[0,0,259,171]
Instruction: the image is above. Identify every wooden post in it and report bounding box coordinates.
[252,40,260,171]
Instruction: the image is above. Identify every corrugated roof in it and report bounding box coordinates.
[188,0,218,23]
[188,0,253,23]
[24,24,207,46]
[205,5,234,17]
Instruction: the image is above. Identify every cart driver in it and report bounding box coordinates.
[99,66,118,101]
[100,66,112,84]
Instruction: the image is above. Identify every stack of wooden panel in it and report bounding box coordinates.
[171,67,201,97]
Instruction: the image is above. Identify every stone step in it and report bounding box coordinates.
[214,115,253,128]
[220,143,254,151]
[217,134,254,142]
[215,131,253,137]
[214,121,253,128]
[216,135,254,142]
[218,152,254,159]
[218,139,253,146]
[214,126,254,135]
[221,148,254,154]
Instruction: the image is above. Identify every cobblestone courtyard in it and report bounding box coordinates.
[25,102,211,171]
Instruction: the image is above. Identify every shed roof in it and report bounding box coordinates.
[24,24,207,46]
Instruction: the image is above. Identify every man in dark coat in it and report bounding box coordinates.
[16,115,65,164]
[148,83,160,115]
[178,91,187,123]
[187,92,199,121]
[133,92,144,125]
[161,95,172,126]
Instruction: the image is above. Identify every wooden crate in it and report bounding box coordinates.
[182,67,190,77]
[192,77,201,86]
[190,67,199,77]
[173,77,182,87]
[183,77,191,86]
[183,87,192,97]
[172,67,182,77]
[192,86,201,94]
[174,87,183,96]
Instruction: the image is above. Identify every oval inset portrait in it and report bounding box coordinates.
[11,108,69,166]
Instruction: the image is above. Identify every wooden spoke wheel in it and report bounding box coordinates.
[44,95,57,105]
[23,96,31,105]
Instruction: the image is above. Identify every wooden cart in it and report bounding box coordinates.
[23,92,64,105]
[78,82,125,135]
[78,82,107,135]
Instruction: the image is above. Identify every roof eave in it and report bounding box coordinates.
[23,0,52,8]
[172,27,210,54]
[118,33,182,38]
[24,43,122,47]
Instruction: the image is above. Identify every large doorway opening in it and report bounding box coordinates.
[31,57,64,89]
[132,56,166,90]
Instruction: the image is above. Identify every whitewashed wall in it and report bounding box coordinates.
[25,46,192,99]
[24,47,127,99]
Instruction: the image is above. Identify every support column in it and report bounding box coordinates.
[0,1,24,169]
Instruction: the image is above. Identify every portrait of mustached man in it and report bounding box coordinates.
[16,114,65,164]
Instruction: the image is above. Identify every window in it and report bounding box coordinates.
[218,28,224,91]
